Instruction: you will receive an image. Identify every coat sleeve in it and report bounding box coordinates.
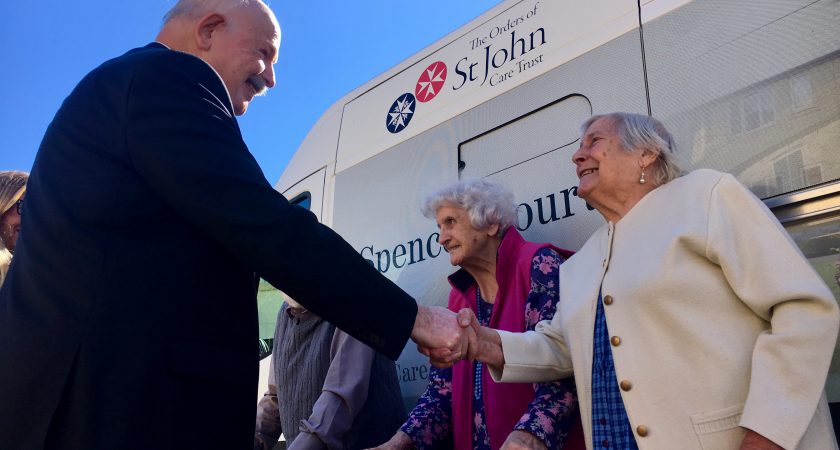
[705,174,838,449]
[487,247,575,382]
[489,325,574,383]
[122,51,416,359]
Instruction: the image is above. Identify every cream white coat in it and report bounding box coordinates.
[492,169,839,449]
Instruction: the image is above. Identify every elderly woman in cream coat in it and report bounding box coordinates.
[449,113,839,450]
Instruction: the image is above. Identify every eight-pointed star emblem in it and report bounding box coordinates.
[386,93,416,133]
[415,61,447,102]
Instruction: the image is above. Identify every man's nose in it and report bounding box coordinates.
[263,63,276,89]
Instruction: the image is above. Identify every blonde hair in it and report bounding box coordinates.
[0,171,28,286]
[0,171,27,218]
[0,252,10,287]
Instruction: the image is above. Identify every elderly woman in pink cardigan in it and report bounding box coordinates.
[373,178,584,450]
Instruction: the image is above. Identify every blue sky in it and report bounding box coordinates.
[0,0,500,184]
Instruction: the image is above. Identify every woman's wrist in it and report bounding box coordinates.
[476,326,505,369]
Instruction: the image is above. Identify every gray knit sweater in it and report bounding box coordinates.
[261,304,406,448]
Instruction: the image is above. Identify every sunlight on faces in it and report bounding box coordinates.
[572,117,646,208]
[202,2,279,115]
[435,204,498,268]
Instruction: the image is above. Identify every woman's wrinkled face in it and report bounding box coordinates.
[435,204,495,268]
[572,117,643,206]
[0,196,22,252]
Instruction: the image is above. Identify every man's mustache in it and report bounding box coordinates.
[249,75,268,96]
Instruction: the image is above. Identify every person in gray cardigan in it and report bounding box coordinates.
[255,298,406,449]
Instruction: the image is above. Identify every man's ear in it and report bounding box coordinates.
[195,13,226,51]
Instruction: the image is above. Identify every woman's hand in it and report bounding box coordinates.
[412,305,470,363]
[458,308,505,368]
[424,307,505,369]
[501,430,547,450]
[422,307,479,368]
[366,431,415,450]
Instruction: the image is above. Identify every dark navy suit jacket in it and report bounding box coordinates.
[0,43,416,450]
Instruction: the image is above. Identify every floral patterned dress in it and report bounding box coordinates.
[400,248,579,449]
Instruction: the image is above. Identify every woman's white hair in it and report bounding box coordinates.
[421,178,517,236]
[581,112,683,186]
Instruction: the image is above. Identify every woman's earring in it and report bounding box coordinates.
[639,167,646,184]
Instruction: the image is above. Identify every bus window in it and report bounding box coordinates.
[289,192,311,211]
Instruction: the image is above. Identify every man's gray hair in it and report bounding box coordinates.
[422,178,517,236]
[581,112,683,186]
[162,0,254,24]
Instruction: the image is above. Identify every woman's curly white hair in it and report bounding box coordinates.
[422,178,517,236]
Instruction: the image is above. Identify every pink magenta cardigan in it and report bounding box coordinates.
[447,228,576,449]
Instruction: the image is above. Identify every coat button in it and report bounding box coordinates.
[636,425,649,437]
[603,295,614,305]
[619,380,632,391]
[610,336,621,346]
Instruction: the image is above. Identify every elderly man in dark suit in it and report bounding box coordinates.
[0,1,465,449]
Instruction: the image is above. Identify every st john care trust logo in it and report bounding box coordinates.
[416,61,447,102]
[385,93,416,134]
[386,61,448,134]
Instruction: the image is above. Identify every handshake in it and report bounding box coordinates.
[410,305,504,369]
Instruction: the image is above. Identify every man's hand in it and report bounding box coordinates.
[412,306,473,366]
[423,307,477,368]
[501,430,547,450]
[740,429,783,450]
[430,308,505,368]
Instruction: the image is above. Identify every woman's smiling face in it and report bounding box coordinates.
[572,117,644,207]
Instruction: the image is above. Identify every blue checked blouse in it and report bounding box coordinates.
[591,292,638,449]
